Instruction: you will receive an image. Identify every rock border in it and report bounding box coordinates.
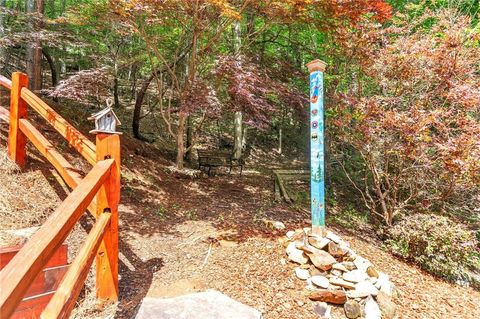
[283,228,397,319]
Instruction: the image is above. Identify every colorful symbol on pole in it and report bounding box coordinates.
[312,121,318,129]
[311,75,322,104]
[311,133,318,141]
[312,109,318,116]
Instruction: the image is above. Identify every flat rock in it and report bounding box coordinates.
[343,270,368,283]
[347,281,378,298]
[308,250,336,271]
[364,296,381,319]
[134,290,262,319]
[308,236,331,249]
[353,256,372,272]
[376,272,393,295]
[305,278,316,291]
[367,266,379,278]
[328,241,348,257]
[295,267,310,280]
[329,277,356,289]
[326,231,342,243]
[288,246,309,265]
[313,302,331,318]
[309,289,347,305]
[332,263,348,272]
[344,300,362,319]
[311,276,330,289]
[264,219,285,230]
[286,242,298,255]
[377,291,397,319]
[342,261,357,271]
[331,269,343,277]
[310,267,328,277]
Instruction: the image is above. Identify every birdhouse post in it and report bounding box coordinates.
[307,59,327,236]
[89,104,121,302]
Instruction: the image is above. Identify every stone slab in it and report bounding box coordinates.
[134,290,263,319]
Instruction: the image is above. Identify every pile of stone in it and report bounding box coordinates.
[284,228,397,319]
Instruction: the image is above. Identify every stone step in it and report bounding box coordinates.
[134,290,262,319]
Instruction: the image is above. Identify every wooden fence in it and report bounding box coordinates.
[0,72,120,319]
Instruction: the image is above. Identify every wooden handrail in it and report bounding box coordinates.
[0,75,12,90]
[18,118,97,215]
[1,72,120,318]
[20,88,97,165]
[0,159,115,319]
[41,212,111,319]
[19,118,84,188]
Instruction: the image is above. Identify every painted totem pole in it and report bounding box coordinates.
[306,59,327,235]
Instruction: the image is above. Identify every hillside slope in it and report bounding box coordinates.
[0,123,479,319]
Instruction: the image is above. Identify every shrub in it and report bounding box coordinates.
[331,9,480,226]
[386,214,479,283]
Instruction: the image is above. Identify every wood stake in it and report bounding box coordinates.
[94,133,120,302]
[8,72,28,167]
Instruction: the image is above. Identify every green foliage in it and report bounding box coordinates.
[184,209,198,220]
[155,206,167,219]
[327,204,370,230]
[387,214,479,282]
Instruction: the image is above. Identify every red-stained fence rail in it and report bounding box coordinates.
[0,72,120,319]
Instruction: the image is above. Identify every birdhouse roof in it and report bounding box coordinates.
[88,107,121,125]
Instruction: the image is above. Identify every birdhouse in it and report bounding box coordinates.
[88,105,121,135]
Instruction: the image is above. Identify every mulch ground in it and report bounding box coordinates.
[1,125,479,319]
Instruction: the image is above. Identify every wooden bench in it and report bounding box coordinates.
[197,150,244,176]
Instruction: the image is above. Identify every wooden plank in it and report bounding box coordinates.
[18,118,98,216]
[0,159,114,319]
[0,75,12,90]
[95,134,120,302]
[274,172,292,204]
[41,212,111,319]
[0,244,68,269]
[8,72,28,167]
[20,88,96,165]
[0,105,8,123]
[11,291,55,319]
[19,118,84,188]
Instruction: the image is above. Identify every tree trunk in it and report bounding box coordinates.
[232,20,243,159]
[132,74,154,141]
[113,62,120,108]
[233,111,243,159]
[42,48,57,86]
[176,113,187,170]
[0,0,6,70]
[26,0,44,92]
[233,20,241,55]
[60,0,66,15]
[186,115,193,163]
[242,126,248,151]
[278,127,283,154]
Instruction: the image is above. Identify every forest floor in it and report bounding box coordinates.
[0,119,479,319]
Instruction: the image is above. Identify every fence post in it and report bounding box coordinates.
[95,133,120,302]
[8,72,28,167]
